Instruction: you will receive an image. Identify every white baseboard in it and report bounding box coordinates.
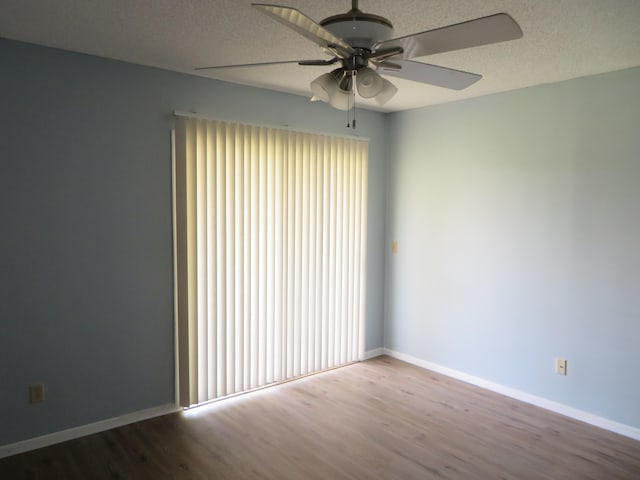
[0,403,180,459]
[384,349,640,442]
[4,351,638,458]
[362,347,385,360]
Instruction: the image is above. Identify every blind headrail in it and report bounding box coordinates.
[172,110,369,142]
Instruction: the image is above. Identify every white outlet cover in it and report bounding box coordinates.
[555,358,567,375]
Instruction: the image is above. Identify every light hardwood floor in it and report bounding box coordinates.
[2,356,639,479]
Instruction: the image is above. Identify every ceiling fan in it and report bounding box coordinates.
[197,1,523,111]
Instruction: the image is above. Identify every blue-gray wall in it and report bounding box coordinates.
[386,67,640,429]
[0,37,388,445]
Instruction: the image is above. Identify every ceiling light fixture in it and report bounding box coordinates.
[310,66,396,110]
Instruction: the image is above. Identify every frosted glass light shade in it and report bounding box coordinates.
[310,73,336,103]
[329,70,353,111]
[375,78,398,106]
[329,89,353,111]
[356,67,384,98]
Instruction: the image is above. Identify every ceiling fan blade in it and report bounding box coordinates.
[378,60,481,90]
[374,13,523,59]
[252,3,355,58]
[365,47,404,62]
[298,58,340,66]
[195,59,330,71]
[372,59,402,70]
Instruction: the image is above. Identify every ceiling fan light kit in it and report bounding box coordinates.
[198,1,523,114]
[310,68,356,111]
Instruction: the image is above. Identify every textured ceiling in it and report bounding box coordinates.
[1,0,639,112]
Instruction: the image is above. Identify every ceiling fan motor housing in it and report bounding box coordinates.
[320,8,394,50]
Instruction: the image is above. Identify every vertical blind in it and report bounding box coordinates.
[174,116,368,407]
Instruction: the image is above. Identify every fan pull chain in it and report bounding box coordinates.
[352,89,357,129]
[346,92,351,127]
[346,72,356,130]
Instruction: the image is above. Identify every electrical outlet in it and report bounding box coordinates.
[555,358,567,376]
[29,384,45,404]
[391,240,398,254]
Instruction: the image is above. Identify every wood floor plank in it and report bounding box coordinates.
[2,356,639,479]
